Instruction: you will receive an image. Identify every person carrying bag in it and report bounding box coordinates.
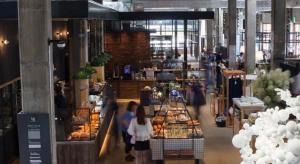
[128,105,153,164]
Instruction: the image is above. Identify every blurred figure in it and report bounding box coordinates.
[206,51,215,86]
[192,82,206,120]
[215,52,223,63]
[108,99,120,149]
[54,84,70,140]
[121,101,138,162]
[238,52,245,69]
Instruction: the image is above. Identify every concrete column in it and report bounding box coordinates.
[195,20,200,60]
[228,0,237,68]
[271,0,287,68]
[18,0,56,163]
[215,9,219,49]
[69,20,89,80]
[218,8,224,47]
[183,19,188,79]
[69,20,89,107]
[245,0,257,73]
[206,8,214,52]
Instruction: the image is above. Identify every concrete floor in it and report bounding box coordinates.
[102,98,241,164]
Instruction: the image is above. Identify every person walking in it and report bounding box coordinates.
[108,99,120,149]
[128,105,153,164]
[192,82,206,120]
[121,101,138,162]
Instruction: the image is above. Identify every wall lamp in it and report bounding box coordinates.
[56,32,63,38]
[1,39,9,45]
[56,31,69,39]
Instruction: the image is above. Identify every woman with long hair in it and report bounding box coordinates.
[127,105,153,164]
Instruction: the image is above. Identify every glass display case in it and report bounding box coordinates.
[67,106,103,141]
[152,96,203,139]
[150,91,204,162]
[56,82,109,142]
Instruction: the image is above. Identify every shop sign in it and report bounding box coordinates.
[17,113,52,164]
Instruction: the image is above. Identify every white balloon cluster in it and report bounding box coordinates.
[232,89,300,164]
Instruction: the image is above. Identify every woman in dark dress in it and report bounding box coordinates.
[192,82,206,120]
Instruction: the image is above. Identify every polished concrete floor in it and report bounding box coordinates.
[102,98,241,164]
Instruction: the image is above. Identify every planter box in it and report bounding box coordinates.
[92,66,105,82]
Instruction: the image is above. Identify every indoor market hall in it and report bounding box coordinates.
[0,0,300,164]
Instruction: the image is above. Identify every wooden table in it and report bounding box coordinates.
[232,97,265,134]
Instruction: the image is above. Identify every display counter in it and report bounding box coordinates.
[149,98,204,164]
[56,83,115,164]
[56,105,115,164]
[111,80,155,99]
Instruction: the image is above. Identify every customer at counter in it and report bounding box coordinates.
[121,101,138,162]
[128,105,153,164]
[192,82,206,120]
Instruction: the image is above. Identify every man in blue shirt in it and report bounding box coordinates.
[121,101,138,162]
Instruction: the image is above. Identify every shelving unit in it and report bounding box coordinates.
[220,70,246,126]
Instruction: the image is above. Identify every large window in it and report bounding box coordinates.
[132,20,200,61]
[286,24,300,59]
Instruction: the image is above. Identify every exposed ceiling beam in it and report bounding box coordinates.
[134,0,300,11]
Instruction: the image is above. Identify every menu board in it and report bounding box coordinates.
[17,113,52,164]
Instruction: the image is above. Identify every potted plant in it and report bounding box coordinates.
[73,65,96,107]
[90,52,112,82]
[253,68,292,107]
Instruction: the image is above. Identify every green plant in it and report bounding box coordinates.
[73,65,96,79]
[91,52,112,67]
[253,68,292,107]
[85,65,97,74]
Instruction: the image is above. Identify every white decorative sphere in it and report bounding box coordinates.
[288,139,300,156]
[232,134,249,149]
[233,89,300,164]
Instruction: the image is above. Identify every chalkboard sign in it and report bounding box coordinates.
[17,113,52,164]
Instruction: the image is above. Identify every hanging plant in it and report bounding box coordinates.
[73,65,96,79]
[253,68,292,107]
[90,52,112,67]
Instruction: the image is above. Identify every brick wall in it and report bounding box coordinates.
[104,31,151,77]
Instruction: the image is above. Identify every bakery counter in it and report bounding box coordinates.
[111,80,155,99]
[56,106,115,164]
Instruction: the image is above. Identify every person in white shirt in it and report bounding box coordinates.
[128,105,153,164]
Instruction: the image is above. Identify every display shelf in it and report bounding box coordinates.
[220,70,246,115]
